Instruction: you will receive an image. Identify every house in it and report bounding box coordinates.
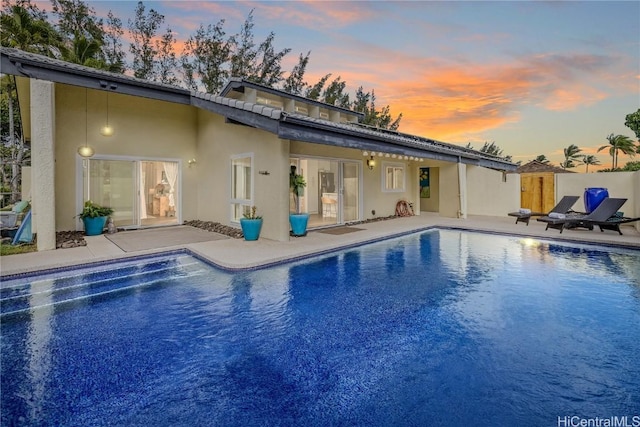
[0,47,520,251]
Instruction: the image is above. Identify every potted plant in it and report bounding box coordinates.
[77,200,114,236]
[240,206,263,241]
[289,165,309,236]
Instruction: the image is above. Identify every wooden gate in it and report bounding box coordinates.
[520,173,555,213]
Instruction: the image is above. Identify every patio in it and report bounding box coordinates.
[1,213,638,277]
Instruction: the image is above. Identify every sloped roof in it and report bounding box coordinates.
[515,160,574,173]
[0,47,517,171]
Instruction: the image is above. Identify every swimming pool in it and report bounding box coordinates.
[2,229,639,426]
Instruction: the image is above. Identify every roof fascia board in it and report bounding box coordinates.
[192,97,280,133]
[1,54,190,105]
[277,122,465,164]
[281,115,517,170]
[278,121,517,170]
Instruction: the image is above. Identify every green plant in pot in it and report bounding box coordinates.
[289,165,309,236]
[240,206,263,241]
[78,200,114,236]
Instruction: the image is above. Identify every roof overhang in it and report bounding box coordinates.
[278,114,517,170]
[1,47,517,171]
[1,48,190,104]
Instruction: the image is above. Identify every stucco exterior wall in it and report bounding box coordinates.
[556,172,637,213]
[556,171,639,230]
[54,84,198,231]
[466,166,521,216]
[290,142,421,219]
[196,109,291,241]
[438,163,461,218]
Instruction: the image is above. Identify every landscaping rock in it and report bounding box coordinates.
[56,231,87,249]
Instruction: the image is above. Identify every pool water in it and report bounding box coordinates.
[2,230,639,426]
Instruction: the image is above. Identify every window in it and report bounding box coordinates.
[383,163,405,192]
[256,96,283,109]
[231,154,253,222]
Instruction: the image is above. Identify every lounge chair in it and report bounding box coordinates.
[508,195,579,225]
[537,197,627,234]
[0,200,30,233]
[11,210,32,244]
[581,213,640,235]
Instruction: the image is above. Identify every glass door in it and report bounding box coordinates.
[340,161,360,222]
[295,156,360,228]
[84,159,180,229]
[85,159,137,228]
[140,161,180,227]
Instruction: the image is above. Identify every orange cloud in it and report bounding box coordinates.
[301,37,630,146]
[542,86,607,111]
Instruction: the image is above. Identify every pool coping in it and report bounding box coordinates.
[2,223,638,282]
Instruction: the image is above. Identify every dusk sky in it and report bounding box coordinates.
[46,1,640,169]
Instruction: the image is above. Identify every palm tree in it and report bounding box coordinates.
[0,4,64,57]
[62,33,107,69]
[534,155,550,164]
[581,155,600,173]
[597,134,636,169]
[560,144,582,169]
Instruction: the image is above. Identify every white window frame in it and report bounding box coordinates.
[230,153,254,223]
[381,162,405,192]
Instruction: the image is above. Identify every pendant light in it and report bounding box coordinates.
[78,88,95,158]
[100,91,113,136]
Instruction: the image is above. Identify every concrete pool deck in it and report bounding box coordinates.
[1,213,639,277]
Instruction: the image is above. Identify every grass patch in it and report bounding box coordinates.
[0,241,37,256]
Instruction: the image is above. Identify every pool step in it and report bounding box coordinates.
[0,256,204,318]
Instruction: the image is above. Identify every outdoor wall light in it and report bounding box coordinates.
[188,158,197,167]
[367,156,376,170]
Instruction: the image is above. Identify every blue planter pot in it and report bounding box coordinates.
[83,216,108,236]
[584,187,609,213]
[289,213,309,236]
[240,218,263,241]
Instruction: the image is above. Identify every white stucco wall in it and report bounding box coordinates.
[556,171,639,231]
[466,166,521,216]
[54,84,198,231]
[196,110,291,241]
[439,163,461,218]
[290,142,421,219]
[556,172,637,213]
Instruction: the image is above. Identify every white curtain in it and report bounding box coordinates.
[163,162,178,207]
[139,163,147,219]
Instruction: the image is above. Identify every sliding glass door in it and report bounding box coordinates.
[341,161,360,222]
[291,156,361,228]
[83,158,179,229]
